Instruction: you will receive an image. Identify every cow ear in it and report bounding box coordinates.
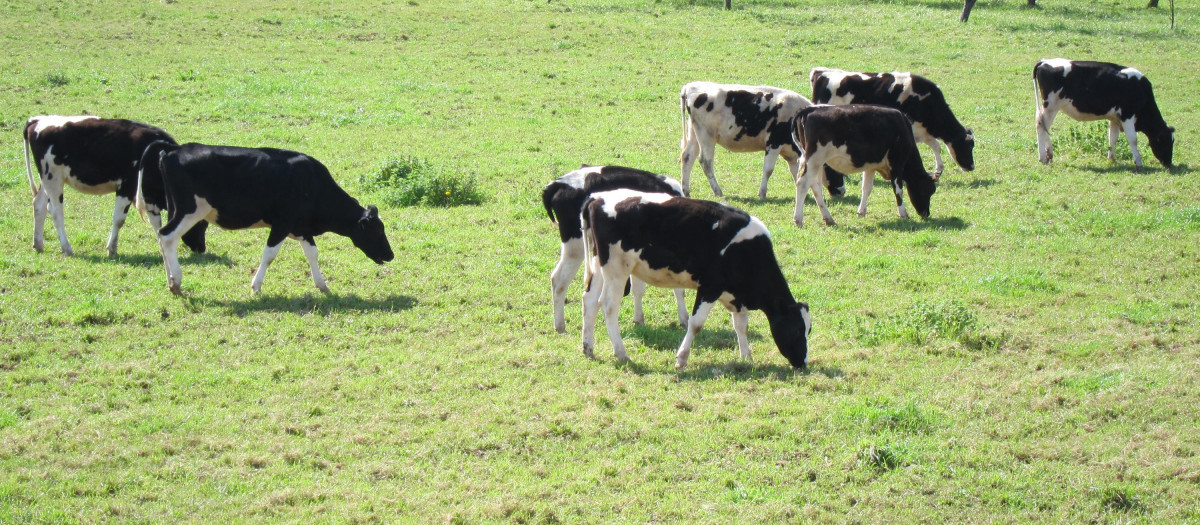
[367,205,379,219]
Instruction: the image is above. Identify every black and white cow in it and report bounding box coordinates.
[22,115,207,256]
[1034,59,1175,169]
[542,165,689,333]
[139,141,394,295]
[810,67,975,177]
[581,190,811,369]
[679,81,846,199]
[792,104,937,227]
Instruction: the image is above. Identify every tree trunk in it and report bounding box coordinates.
[1027,0,1036,6]
[1147,0,1158,7]
[725,0,731,9]
[960,0,977,21]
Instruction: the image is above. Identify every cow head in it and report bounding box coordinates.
[948,128,976,172]
[768,301,811,369]
[1148,126,1175,168]
[905,169,938,219]
[350,205,394,264]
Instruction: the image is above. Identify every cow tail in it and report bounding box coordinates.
[580,198,598,293]
[541,183,558,223]
[22,124,37,197]
[135,140,175,222]
[679,92,690,163]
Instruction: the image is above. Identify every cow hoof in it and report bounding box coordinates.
[33,244,43,253]
[554,323,566,334]
[317,284,331,294]
[169,284,182,296]
[582,344,594,359]
[675,359,688,370]
[793,218,804,228]
[824,218,837,226]
[858,211,867,218]
[63,248,74,256]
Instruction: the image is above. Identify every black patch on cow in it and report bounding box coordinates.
[692,93,709,109]
[1035,60,1174,166]
[724,91,780,141]
[706,102,714,112]
[541,166,682,244]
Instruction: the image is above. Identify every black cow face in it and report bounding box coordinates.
[351,205,395,264]
[949,128,976,172]
[905,170,938,219]
[768,302,811,369]
[1148,126,1175,168]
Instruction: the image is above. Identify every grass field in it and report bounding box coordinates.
[1,0,1198,522]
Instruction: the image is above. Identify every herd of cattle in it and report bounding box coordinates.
[22,59,1176,370]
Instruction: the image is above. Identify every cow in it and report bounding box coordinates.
[137,141,394,295]
[679,81,846,200]
[580,189,811,369]
[810,67,975,177]
[542,165,689,334]
[22,115,207,256]
[1034,59,1175,169]
[791,104,938,227]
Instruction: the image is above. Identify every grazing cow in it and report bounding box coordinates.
[1034,59,1175,168]
[542,165,689,333]
[679,81,846,199]
[22,115,207,256]
[581,190,811,369]
[139,141,394,295]
[810,67,975,176]
[792,104,937,227]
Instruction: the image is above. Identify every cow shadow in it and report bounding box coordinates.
[82,250,235,269]
[677,362,843,382]
[1079,163,1190,175]
[728,195,792,206]
[203,293,418,317]
[940,177,998,190]
[873,216,970,232]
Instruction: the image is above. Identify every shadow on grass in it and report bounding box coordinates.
[81,250,234,269]
[939,177,999,190]
[1079,163,1190,175]
[676,361,841,382]
[727,195,792,206]
[201,293,418,316]
[875,215,969,232]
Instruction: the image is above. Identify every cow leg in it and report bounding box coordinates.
[580,255,603,359]
[42,175,73,256]
[698,135,722,198]
[926,138,945,177]
[598,268,632,362]
[250,230,289,295]
[724,302,752,361]
[156,212,208,295]
[810,169,836,227]
[1107,120,1121,162]
[680,125,701,198]
[1036,106,1057,164]
[759,147,782,199]
[675,300,716,370]
[630,276,647,325]
[794,157,813,226]
[894,179,911,220]
[673,288,689,327]
[858,171,876,218]
[31,187,48,253]
[551,237,585,333]
[299,237,329,294]
[105,195,132,257]
[1122,118,1143,168]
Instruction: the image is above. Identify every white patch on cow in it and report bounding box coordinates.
[1041,58,1073,75]
[719,217,768,255]
[596,189,674,218]
[911,120,933,144]
[813,68,871,105]
[31,115,99,136]
[196,196,221,223]
[624,246,700,290]
[712,221,720,230]
[817,142,891,177]
[559,166,603,189]
[662,176,684,196]
[888,72,929,104]
[1118,67,1144,80]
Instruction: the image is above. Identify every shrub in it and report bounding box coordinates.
[856,441,903,471]
[359,156,484,207]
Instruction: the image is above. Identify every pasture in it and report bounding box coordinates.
[1,0,1198,522]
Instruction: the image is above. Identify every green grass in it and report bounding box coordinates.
[2,0,1199,522]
